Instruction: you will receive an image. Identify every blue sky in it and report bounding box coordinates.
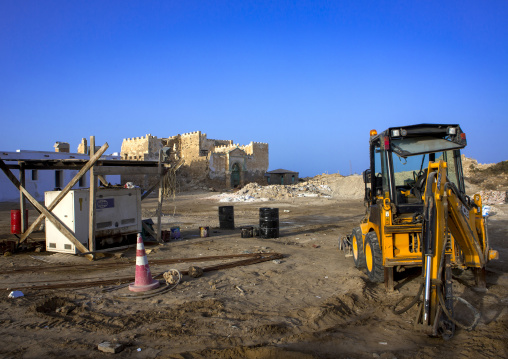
[1,1,507,177]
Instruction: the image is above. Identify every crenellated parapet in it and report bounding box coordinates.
[120,130,268,186]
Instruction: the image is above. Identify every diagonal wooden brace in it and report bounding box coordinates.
[19,186,92,258]
[0,143,108,247]
[0,159,94,259]
[141,168,168,200]
[19,143,109,244]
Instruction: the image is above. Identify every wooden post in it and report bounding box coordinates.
[17,143,109,244]
[384,267,394,292]
[19,162,27,233]
[156,150,163,242]
[88,136,97,254]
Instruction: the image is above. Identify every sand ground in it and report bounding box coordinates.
[0,192,507,358]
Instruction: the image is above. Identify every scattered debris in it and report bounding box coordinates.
[189,266,204,278]
[163,269,181,285]
[479,190,507,205]
[8,291,24,298]
[235,285,245,295]
[98,342,124,354]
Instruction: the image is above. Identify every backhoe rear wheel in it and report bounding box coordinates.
[364,231,384,283]
[352,227,366,269]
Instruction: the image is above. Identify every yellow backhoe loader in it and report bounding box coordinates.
[340,124,498,338]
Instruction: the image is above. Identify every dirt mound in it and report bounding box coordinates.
[312,173,364,199]
[461,156,508,203]
[177,345,317,359]
[462,155,496,177]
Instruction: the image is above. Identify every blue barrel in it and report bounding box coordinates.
[170,227,181,240]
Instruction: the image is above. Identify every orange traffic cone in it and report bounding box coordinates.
[129,233,160,292]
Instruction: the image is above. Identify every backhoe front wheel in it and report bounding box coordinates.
[352,227,366,269]
[364,231,384,283]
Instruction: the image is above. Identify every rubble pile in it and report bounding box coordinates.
[479,190,507,205]
[208,174,365,202]
[206,161,507,204]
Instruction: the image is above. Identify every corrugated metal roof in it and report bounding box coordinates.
[266,169,299,174]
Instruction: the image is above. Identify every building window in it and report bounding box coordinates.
[292,175,295,183]
[55,170,63,189]
[31,170,38,181]
[79,175,86,187]
[267,177,271,184]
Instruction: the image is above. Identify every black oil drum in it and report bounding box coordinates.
[259,207,279,238]
[218,206,235,229]
[241,226,253,238]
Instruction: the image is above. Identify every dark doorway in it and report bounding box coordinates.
[231,163,240,188]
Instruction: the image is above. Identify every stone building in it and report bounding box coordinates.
[265,169,299,185]
[120,131,269,188]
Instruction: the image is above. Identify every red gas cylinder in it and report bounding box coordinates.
[10,210,28,234]
[11,210,21,234]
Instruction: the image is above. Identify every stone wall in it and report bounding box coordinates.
[244,142,269,183]
[120,131,269,189]
[77,138,87,154]
[120,134,161,161]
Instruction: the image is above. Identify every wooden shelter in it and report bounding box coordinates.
[0,136,178,260]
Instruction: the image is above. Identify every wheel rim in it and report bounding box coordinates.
[365,241,373,272]
[353,235,358,259]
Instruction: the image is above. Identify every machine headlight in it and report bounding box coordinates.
[447,127,457,135]
[391,129,400,137]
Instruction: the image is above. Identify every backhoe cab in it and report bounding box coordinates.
[342,123,498,338]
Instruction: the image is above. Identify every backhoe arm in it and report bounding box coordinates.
[418,160,498,337]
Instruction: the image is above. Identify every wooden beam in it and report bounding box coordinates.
[19,163,27,233]
[20,187,92,259]
[77,244,135,255]
[89,136,97,255]
[141,168,168,200]
[18,143,109,243]
[98,175,109,186]
[142,221,157,238]
[6,163,85,170]
[94,166,160,176]
[0,159,92,259]
[157,150,163,243]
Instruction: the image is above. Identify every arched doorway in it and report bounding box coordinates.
[231,163,241,188]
